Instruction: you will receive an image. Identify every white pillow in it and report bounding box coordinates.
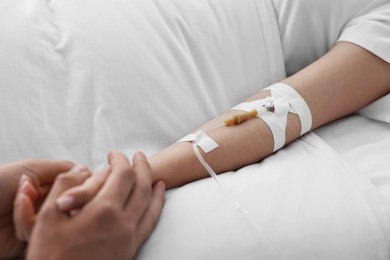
[0,0,284,167]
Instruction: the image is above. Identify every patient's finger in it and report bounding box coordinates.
[56,167,110,211]
[95,151,134,208]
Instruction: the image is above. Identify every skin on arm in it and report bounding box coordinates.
[149,42,390,189]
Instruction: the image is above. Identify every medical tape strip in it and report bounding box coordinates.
[178,131,246,210]
[231,83,312,152]
[265,82,312,135]
[232,99,289,152]
[178,130,219,153]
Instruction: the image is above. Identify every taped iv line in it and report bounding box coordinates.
[225,96,275,126]
[191,142,281,259]
[176,82,316,258]
[228,83,312,152]
[178,130,281,257]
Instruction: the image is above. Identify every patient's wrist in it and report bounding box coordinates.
[149,142,209,189]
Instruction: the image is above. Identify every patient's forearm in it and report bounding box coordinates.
[149,42,390,189]
[149,97,300,188]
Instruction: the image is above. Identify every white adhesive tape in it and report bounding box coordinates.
[266,83,312,135]
[232,99,267,112]
[178,130,219,153]
[231,83,312,152]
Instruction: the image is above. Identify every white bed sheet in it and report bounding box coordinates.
[316,114,390,203]
[138,116,390,259]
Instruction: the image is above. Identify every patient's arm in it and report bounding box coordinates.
[149,42,390,189]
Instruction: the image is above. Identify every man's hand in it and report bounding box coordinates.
[0,160,74,258]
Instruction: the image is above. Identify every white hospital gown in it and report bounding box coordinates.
[272,0,390,76]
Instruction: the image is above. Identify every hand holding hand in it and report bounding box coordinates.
[26,152,165,260]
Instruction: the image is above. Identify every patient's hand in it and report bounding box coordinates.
[26,151,165,260]
[0,160,74,259]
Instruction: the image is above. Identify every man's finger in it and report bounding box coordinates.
[13,176,38,242]
[13,193,36,242]
[42,165,91,214]
[125,152,154,222]
[24,160,75,186]
[132,181,165,253]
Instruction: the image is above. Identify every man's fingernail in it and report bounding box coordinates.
[56,195,75,211]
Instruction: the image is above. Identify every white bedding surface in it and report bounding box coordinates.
[0,0,389,259]
[138,116,390,259]
[316,114,390,202]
